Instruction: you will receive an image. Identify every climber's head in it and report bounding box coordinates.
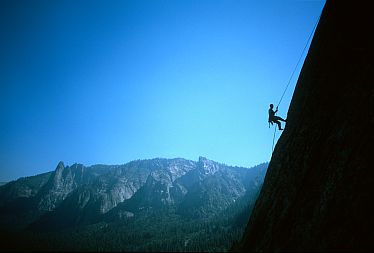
[270,104,274,109]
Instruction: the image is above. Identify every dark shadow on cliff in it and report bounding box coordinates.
[234,0,374,251]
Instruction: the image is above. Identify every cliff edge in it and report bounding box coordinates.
[237,1,374,251]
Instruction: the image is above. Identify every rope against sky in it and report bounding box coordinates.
[271,9,323,154]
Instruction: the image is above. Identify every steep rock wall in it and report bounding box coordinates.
[237,1,374,251]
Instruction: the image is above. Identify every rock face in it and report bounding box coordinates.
[0,157,267,231]
[237,1,374,251]
[37,162,103,211]
[0,172,52,204]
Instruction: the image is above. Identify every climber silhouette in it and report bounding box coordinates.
[268,104,286,130]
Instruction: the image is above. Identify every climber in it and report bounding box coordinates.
[268,104,286,130]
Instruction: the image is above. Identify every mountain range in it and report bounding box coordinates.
[0,157,267,251]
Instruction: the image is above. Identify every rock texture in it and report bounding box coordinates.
[36,162,113,211]
[0,172,52,204]
[237,1,374,251]
[0,157,267,231]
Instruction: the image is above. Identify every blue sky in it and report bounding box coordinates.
[0,0,325,182]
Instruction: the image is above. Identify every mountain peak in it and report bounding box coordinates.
[198,156,220,175]
[55,161,65,171]
[198,156,209,163]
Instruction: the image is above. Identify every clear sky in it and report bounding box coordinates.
[0,0,325,182]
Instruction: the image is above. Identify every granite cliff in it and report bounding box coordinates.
[236,1,374,251]
[0,157,267,251]
[0,157,266,230]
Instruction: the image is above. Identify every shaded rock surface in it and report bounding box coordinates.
[0,157,267,231]
[236,1,374,251]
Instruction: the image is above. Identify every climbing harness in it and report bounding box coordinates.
[271,12,322,154]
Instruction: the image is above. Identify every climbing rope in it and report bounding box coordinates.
[276,12,322,108]
[271,12,323,153]
[271,124,277,153]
